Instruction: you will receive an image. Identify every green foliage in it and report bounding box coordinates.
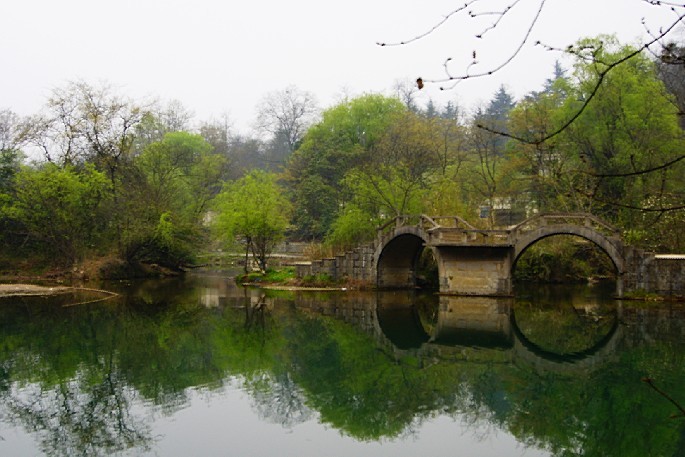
[300,273,336,287]
[137,131,222,217]
[213,170,291,272]
[124,212,194,267]
[287,94,407,239]
[0,148,22,193]
[4,35,685,274]
[5,163,110,264]
[514,236,615,282]
[236,267,296,284]
[123,132,225,267]
[325,205,377,251]
[505,37,685,248]
[342,112,438,216]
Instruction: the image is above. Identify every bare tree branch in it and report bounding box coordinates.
[376,0,482,47]
[475,10,685,146]
[583,154,685,178]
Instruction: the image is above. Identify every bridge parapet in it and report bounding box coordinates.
[511,213,621,243]
[375,214,443,244]
[428,228,511,247]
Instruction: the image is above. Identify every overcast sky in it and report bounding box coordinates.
[1,0,681,133]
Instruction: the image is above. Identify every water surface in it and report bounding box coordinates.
[1,274,684,456]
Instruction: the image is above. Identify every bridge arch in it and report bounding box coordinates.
[370,213,626,296]
[374,225,432,289]
[512,216,625,275]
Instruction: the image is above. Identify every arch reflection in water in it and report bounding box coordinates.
[511,285,621,373]
[376,291,620,373]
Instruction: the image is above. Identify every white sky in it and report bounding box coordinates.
[1,0,681,133]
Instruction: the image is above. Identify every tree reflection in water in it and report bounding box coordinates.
[0,277,684,456]
[2,369,152,456]
[512,284,618,356]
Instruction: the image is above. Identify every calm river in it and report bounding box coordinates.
[1,273,684,456]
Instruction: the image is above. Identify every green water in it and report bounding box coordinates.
[1,274,684,456]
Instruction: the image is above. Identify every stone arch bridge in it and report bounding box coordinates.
[296,213,684,298]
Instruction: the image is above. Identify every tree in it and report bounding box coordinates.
[507,63,580,213]
[212,170,291,272]
[506,37,685,249]
[657,42,685,130]
[138,132,220,216]
[287,94,407,239]
[123,132,225,267]
[393,79,420,112]
[464,87,519,226]
[560,38,685,247]
[0,109,24,193]
[21,81,146,252]
[378,1,684,147]
[133,99,194,154]
[340,112,439,220]
[254,86,318,155]
[4,164,110,264]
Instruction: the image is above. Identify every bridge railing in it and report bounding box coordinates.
[376,215,435,243]
[375,214,480,236]
[424,215,477,230]
[377,214,514,247]
[511,213,621,239]
[429,228,512,246]
[376,212,623,248]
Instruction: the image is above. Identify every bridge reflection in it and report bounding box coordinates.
[194,276,622,375]
[376,291,621,374]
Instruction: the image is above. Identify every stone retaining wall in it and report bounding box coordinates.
[624,252,685,297]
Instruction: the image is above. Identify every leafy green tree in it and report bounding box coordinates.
[423,102,472,217]
[325,205,378,251]
[463,87,519,224]
[507,64,582,213]
[21,81,146,252]
[124,132,225,267]
[287,94,407,239]
[0,110,26,253]
[0,108,24,198]
[325,109,470,248]
[343,112,437,217]
[5,164,110,264]
[559,37,685,248]
[132,99,194,154]
[212,170,291,272]
[505,36,685,250]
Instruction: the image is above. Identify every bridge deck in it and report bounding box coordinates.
[428,228,513,247]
